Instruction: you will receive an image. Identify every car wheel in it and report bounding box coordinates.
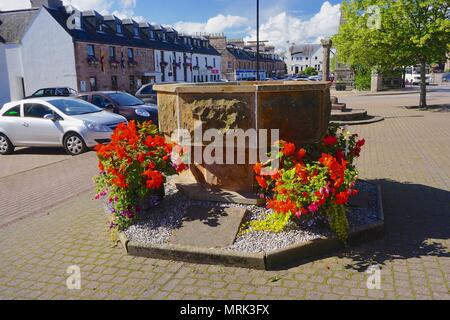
[0,134,14,155]
[64,133,87,156]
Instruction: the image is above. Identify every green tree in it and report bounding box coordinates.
[334,0,450,108]
[301,66,318,76]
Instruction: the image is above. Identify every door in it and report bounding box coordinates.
[0,104,23,145]
[20,103,63,146]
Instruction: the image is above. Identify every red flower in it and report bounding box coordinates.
[143,169,164,189]
[297,148,306,160]
[335,191,349,205]
[253,163,262,175]
[283,142,296,156]
[256,176,268,189]
[323,136,338,146]
[98,161,104,172]
[356,139,366,148]
[335,150,345,161]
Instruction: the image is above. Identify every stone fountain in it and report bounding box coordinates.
[154,81,332,203]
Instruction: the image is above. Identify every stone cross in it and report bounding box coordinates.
[321,38,332,81]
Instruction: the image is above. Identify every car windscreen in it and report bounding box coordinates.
[107,93,145,107]
[49,99,102,115]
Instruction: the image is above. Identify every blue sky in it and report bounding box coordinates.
[0,0,342,52]
[134,0,342,26]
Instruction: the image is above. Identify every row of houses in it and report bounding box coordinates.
[0,0,288,106]
[0,0,223,105]
[207,35,286,81]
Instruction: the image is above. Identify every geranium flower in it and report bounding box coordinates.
[283,142,296,156]
[323,135,338,146]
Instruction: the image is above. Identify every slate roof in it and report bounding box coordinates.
[0,8,39,44]
[289,44,322,56]
[45,7,220,56]
[226,46,283,63]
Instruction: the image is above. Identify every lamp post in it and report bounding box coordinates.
[256,0,260,81]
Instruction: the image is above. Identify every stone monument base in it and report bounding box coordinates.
[174,170,263,205]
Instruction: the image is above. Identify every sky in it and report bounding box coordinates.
[0,0,342,53]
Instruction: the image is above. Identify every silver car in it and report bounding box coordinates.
[0,97,127,156]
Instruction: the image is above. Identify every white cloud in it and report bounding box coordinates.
[0,0,31,10]
[245,1,341,54]
[173,14,249,35]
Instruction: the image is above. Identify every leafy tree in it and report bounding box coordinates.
[301,66,318,76]
[334,0,450,108]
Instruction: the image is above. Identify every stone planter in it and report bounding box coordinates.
[154,81,332,194]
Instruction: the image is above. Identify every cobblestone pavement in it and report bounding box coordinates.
[0,90,449,300]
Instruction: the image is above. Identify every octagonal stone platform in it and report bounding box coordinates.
[118,182,384,270]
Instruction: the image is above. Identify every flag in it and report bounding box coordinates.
[121,50,126,75]
[100,47,105,73]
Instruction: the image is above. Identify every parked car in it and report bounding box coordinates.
[77,91,158,125]
[0,98,127,156]
[26,87,78,99]
[308,75,323,81]
[135,83,157,104]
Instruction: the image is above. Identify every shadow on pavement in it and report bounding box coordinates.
[13,147,70,155]
[341,179,450,272]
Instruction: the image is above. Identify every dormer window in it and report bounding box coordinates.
[116,24,123,34]
[149,31,155,40]
[133,27,139,37]
[162,33,167,42]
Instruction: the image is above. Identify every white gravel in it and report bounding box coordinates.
[122,178,381,254]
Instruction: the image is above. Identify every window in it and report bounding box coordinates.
[193,75,197,83]
[3,105,20,117]
[213,58,216,68]
[228,61,233,69]
[196,57,199,67]
[133,27,140,37]
[89,77,97,91]
[128,48,134,61]
[205,57,208,67]
[111,76,118,90]
[92,95,111,109]
[116,24,123,34]
[109,46,116,60]
[24,103,54,119]
[150,31,155,40]
[129,76,136,92]
[315,56,318,60]
[87,44,95,57]
[31,89,45,97]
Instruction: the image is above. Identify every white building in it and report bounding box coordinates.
[0,7,78,105]
[285,44,335,75]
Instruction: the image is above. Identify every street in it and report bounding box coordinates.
[0,88,448,300]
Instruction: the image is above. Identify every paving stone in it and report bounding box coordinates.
[170,206,246,248]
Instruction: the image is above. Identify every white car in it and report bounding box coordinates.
[0,97,127,156]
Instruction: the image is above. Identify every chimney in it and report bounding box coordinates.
[30,0,63,9]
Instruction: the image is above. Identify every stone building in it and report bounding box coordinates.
[285,44,336,75]
[207,35,286,81]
